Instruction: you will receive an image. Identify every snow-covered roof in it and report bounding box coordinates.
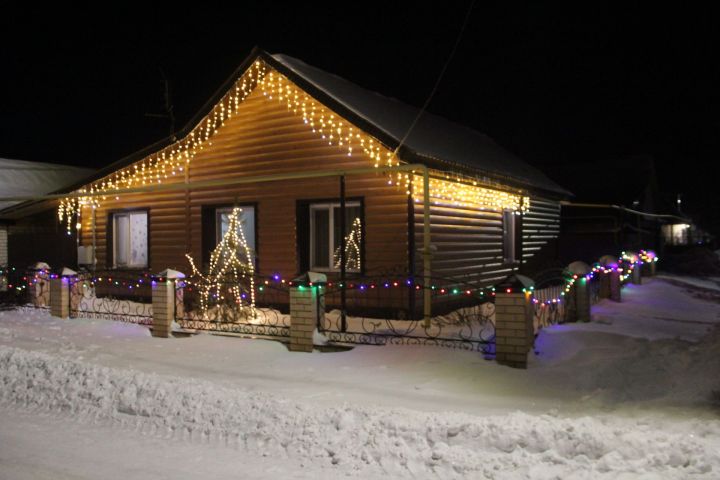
[0,158,93,213]
[270,53,570,196]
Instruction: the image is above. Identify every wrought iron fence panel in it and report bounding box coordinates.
[0,267,50,311]
[318,275,496,353]
[531,267,569,330]
[176,275,290,338]
[69,270,153,324]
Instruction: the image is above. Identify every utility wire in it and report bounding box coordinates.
[393,0,477,157]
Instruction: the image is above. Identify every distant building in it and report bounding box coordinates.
[0,158,93,268]
[548,155,692,262]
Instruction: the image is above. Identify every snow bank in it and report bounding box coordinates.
[1,345,718,478]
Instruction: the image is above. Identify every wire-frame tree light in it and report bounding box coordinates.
[185,207,256,321]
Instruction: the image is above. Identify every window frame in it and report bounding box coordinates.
[201,203,258,270]
[108,208,150,269]
[308,200,363,273]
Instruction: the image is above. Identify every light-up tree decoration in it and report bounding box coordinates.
[333,217,362,271]
[186,207,255,321]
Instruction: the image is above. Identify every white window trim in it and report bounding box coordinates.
[309,201,361,273]
[112,210,148,269]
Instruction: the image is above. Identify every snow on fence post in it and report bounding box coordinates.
[567,261,591,323]
[494,274,535,369]
[151,269,185,338]
[289,272,326,352]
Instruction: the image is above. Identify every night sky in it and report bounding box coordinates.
[1,4,718,234]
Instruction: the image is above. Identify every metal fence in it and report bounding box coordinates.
[69,270,153,324]
[318,275,496,353]
[175,275,291,338]
[0,267,51,311]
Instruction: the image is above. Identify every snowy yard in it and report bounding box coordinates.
[1,277,720,478]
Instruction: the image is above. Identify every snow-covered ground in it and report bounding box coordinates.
[1,278,720,478]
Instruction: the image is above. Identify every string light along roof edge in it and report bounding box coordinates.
[36,47,570,202]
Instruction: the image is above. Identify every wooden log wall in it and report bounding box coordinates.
[79,87,409,278]
[413,195,562,287]
[414,202,510,286]
[521,196,561,265]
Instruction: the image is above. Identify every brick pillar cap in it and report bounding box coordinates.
[598,255,617,266]
[61,267,78,276]
[293,271,327,284]
[497,273,534,290]
[33,261,51,271]
[156,268,185,279]
[567,261,591,275]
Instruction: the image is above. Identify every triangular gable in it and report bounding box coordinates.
[57,51,407,231]
[57,48,543,231]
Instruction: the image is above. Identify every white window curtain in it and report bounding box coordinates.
[113,211,148,268]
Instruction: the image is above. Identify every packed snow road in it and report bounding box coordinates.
[1,277,720,478]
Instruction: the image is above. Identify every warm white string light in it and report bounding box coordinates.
[412,176,529,212]
[59,57,529,234]
[333,217,362,270]
[186,207,255,320]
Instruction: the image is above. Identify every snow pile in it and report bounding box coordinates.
[2,344,718,478]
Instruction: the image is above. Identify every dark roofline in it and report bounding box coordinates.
[34,47,567,203]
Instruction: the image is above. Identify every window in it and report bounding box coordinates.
[309,202,362,272]
[503,210,520,264]
[662,223,690,246]
[215,206,256,256]
[201,205,256,267]
[112,211,148,268]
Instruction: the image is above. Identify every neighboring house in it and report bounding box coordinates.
[0,158,93,268]
[549,155,689,262]
[4,48,569,298]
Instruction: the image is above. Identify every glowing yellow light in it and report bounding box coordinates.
[411,176,529,212]
[186,207,255,320]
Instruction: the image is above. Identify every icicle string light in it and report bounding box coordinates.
[59,57,529,233]
[412,176,529,212]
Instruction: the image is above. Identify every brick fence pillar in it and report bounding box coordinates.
[151,269,185,338]
[289,285,322,352]
[599,272,611,299]
[151,278,174,338]
[574,277,591,322]
[494,274,535,369]
[49,277,69,318]
[631,263,642,285]
[610,269,622,302]
[640,251,657,277]
[597,255,616,300]
[566,261,591,322]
